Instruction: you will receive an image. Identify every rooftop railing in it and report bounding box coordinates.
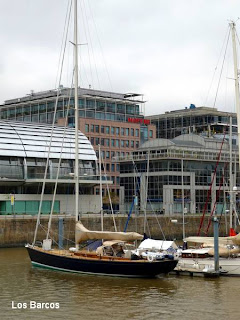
[116,149,235,163]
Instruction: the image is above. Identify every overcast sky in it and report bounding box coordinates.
[0,0,240,115]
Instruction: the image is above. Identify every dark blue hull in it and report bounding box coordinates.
[26,246,178,278]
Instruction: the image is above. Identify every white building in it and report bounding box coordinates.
[0,120,101,215]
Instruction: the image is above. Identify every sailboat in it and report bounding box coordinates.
[175,21,240,276]
[25,0,178,278]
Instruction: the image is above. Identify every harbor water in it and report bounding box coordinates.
[0,247,238,320]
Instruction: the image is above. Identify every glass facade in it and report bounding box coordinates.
[119,133,238,215]
[148,108,237,140]
[0,157,96,181]
[1,95,143,125]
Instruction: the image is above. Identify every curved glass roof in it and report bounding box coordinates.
[0,121,96,160]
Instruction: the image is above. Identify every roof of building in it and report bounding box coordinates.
[2,87,144,106]
[0,121,96,160]
[139,133,231,151]
[146,106,236,119]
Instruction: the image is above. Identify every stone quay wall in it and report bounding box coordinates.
[0,215,237,248]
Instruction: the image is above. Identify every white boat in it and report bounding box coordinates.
[175,21,240,277]
[175,247,240,276]
[175,228,240,276]
[132,238,179,262]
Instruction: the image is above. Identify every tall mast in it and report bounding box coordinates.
[229,116,233,230]
[231,22,240,171]
[230,21,240,234]
[99,144,103,231]
[74,0,79,223]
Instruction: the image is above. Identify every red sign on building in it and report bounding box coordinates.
[128,117,150,125]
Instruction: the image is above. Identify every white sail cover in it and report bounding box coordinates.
[75,222,143,244]
[138,239,177,251]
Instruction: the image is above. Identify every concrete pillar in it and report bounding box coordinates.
[211,173,216,214]
[163,186,173,215]
[119,186,125,213]
[190,172,196,214]
[140,174,146,211]
[23,158,27,179]
[58,217,64,249]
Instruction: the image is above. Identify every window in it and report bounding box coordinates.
[16,107,23,116]
[106,151,110,159]
[111,151,115,158]
[126,140,129,147]
[106,163,110,171]
[47,113,53,123]
[136,141,139,148]
[31,114,38,122]
[47,101,54,112]
[149,130,153,138]
[135,129,139,137]
[116,139,119,147]
[107,102,115,113]
[106,126,110,134]
[86,110,94,118]
[95,188,100,195]
[85,124,89,132]
[95,125,99,133]
[111,127,115,134]
[117,104,125,113]
[39,113,46,123]
[97,101,105,111]
[126,105,134,114]
[131,140,134,148]
[96,137,99,145]
[78,99,85,108]
[111,176,115,184]
[101,138,104,146]
[91,124,94,132]
[111,139,115,147]
[39,103,46,113]
[106,139,110,147]
[86,99,95,109]
[131,128,134,136]
[96,112,105,120]
[8,108,15,119]
[121,128,124,135]
[116,127,120,135]
[111,164,115,171]
[121,140,124,147]
[101,125,104,133]
[116,164,120,171]
[91,137,94,145]
[101,150,105,159]
[125,128,129,136]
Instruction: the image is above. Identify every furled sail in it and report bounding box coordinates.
[75,222,143,244]
[184,233,240,246]
[207,247,240,257]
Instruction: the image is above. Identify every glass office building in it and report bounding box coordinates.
[0,87,156,211]
[119,134,238,215]
[146,105,237,139]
